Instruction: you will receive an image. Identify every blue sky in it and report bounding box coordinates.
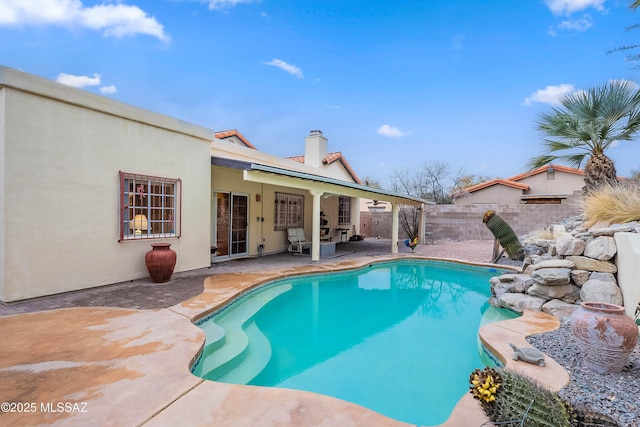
[2,0,640,186]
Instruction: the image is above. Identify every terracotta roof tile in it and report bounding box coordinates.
[454,164,586,198]
[508,164,583,181]
[462,178,530,194]
[286,152,362,184]
[287,155,305,163]
[214,129,257,150]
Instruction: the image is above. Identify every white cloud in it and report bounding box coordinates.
[544,0,605,16]
[377,124,410,138]
[56,72,101,88]
[522,84,576,106]
[556,16,593,31]
[265,59,304,79]
[0,0,169,42]
[206,0,260,10]
[100,85,117,94]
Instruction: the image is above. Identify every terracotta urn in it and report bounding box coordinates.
[145,243,177,283]
[570,301,639,374]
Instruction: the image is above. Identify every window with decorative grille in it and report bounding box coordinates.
[120,172,181,241]
[274,192,304,230]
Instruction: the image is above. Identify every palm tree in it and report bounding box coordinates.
[530,80,640,193]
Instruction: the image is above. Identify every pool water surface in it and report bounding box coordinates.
[192,259,517,425]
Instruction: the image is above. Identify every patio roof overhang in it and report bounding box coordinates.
[211,156,433,206]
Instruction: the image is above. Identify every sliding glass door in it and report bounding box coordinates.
[213,192,248,259]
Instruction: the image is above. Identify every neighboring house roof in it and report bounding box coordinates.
[461,178,530,195]
[287,151,362,184]
[508,164,583,182]
[215,129,257,150]
[454,164,583,198]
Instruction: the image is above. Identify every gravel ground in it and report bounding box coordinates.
[528,322,640,427]
[409,239,499,263]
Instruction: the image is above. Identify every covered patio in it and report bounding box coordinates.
[212,156,433,262]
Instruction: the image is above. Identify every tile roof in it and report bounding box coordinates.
[507,164,583,182]
[214,129,257,150]
[286,151,362,184]
[459,164,584,195]
[460,178,530,195]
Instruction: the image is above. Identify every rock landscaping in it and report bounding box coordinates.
[489,215,640,319]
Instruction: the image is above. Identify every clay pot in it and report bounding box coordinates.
[145,243,177,283]
[570,301,639,374]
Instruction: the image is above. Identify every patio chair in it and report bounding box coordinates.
[287,228,312,254]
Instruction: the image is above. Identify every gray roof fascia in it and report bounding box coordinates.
[211,156,253,169]
[249,163,433,205]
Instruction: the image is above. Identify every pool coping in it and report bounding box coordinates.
[0,254,569,427]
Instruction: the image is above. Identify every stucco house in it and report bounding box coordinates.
[0,66,427,302]
[453,164,585,205]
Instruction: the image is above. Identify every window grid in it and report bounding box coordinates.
[338,196,351,224]
[274,192,304,231]
[120,172,181,241]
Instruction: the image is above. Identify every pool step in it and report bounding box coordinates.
[196,283,292,383]
[214,320,272,384]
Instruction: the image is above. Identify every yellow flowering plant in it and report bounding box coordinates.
[469,367,502,403]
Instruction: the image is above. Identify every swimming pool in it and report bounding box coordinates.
[192,259,517,425]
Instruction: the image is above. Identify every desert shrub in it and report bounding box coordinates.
[583,182,640,227]
[528,227,555,240]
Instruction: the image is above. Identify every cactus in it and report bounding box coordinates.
[469,367,620,427]
[483,210,525,261]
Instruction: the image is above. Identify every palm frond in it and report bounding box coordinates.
[532,80,640,178]
[528,155,558,170]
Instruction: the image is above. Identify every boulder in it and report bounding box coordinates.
[513,274,535,290]
[531,268,571,286]
[555,236,586,256]
[589,222,639,237]
[497,293,546,313]
[542,299,581,320]
[551,224,566,237]
[580,278,623,305]
[583,236,617,261]
[524,245,545,257]
[530,259,575,270]
[498,274,518,283]
[493,281,525,299]
[589,272,616,283]
[570,269,590,287]
[527,283,580,301]
[565,256,617,273]
[527,239,553,249]
[573,232,592,241]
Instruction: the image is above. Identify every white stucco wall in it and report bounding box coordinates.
[0,67,212,302]
[614,232,640,323]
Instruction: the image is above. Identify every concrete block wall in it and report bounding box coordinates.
[360,193,583,242]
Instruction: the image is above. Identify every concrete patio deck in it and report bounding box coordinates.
[0,239,568,426]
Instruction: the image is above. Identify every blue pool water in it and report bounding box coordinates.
[192,259,517,425]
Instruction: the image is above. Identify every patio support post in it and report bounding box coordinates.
[391,202,399,254]
[418,203,426,242]
[310,190,323,262]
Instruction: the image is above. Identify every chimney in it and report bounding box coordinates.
[304,130,327,168]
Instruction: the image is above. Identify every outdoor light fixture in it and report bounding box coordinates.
[130,214,148,235]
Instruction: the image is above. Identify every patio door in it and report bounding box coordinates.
[213,192,248,258]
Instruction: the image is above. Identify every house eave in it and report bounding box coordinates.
[244,163,432,206]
